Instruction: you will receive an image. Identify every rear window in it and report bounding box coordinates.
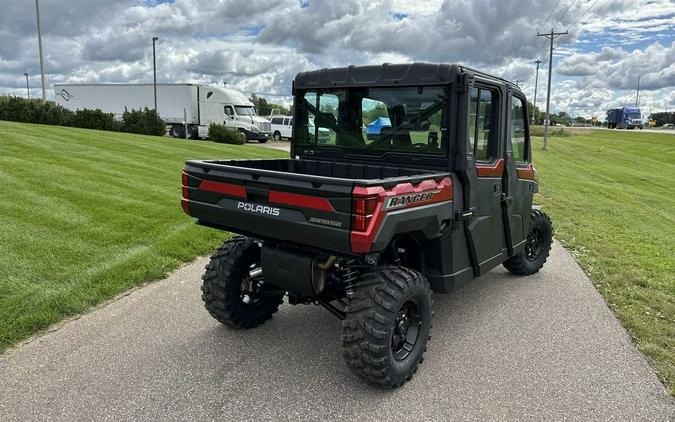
[296,86,448,156]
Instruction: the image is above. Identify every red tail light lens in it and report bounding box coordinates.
[181,171,189,200]
[181,169,190,215]
[352,196,378,232]
[353,197,378,216]
[181,170,188,187]
[352,214,367,231]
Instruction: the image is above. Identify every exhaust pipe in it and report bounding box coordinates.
[261,244,336,295]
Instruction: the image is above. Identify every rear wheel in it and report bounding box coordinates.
[201,237,283,329]
[504,209,553,276]
[170,124,184,138]
[342,266,432,388]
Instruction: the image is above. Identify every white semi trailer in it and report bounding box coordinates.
[53,83,271,142]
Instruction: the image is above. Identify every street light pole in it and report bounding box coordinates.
[24,73,30,99]
[152,36,159,115]
[532,60,541,125]
[35,0,46,100]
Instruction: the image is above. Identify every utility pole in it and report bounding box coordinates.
[152,36,159,114]
[35,0,46,100]
[24,73,30,99]
[537,28,567,150]
[532,60,541,125]
[635,75,641,107]
[513,79,524,87]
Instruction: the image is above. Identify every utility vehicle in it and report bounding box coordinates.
[181,63,553,388]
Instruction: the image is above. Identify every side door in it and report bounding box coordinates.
[282,117,293,138]
[270,116,283,135]
[503,93,536,255]
[224,105,235,127]
[464,84,509,274]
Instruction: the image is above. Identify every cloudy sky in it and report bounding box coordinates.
[1,0,673,118]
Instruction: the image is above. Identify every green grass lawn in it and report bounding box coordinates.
[532,129,674,395]
[1,121,672,395]
[0,121,285,351]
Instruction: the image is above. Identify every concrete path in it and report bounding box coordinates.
[250,139,291,152]
[1,242,673,421]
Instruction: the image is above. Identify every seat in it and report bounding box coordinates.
[388,105,411,147]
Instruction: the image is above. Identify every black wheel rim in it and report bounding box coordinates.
[391,300,422,361]
[525,226,545,262]
[240,262,264,306]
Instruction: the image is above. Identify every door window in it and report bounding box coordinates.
[271,117,283,125]
[467,87,496,161]
[224,106,234,117]
[510,97,528,162]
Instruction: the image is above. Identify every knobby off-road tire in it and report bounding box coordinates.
[503,209,553,276]
[342,266,433,388]
[201,237,283,329]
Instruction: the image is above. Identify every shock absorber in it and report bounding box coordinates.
[339,259,359,296]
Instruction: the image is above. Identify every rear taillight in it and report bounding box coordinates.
[181,170,188,188]
[181,170,189,199]
[181,169,190,214]
[351,196,378,232]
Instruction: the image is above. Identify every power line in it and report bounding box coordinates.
[567,0,602,30]
[539,0,613,64]
[565,0,613,38]
[555,0,578,25]
[537,29,568,150]
[531,0,562,52]
[539,0,561,34]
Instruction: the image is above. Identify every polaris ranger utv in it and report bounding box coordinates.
[181,63,553,388]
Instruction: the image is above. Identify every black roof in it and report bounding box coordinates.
[294,63,519,91]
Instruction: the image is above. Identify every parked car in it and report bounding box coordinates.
[270,115,293,140]
[662,123,674,130]
[270,116,330,142]
[181,63,553,388]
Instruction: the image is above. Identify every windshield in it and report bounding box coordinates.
[235,106,257,116]
[627,113,641,119]
[295,86,448,156]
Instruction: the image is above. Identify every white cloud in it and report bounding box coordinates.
[0,0,672,116]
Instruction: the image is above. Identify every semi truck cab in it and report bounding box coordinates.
[196,87,272,142]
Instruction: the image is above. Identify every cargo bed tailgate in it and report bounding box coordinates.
[182,160,355,254]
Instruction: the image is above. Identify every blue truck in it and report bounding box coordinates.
[607,107,643,129]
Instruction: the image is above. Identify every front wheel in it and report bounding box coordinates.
[342,266,433,388]
[273,131,281,141]
[201,237,283,329]
[504,209,553,275]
